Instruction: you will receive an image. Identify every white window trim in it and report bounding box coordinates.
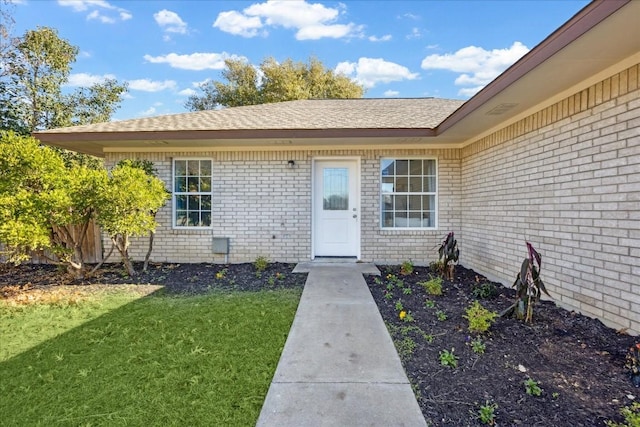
[380,157,438,230]
[172,157,213,230]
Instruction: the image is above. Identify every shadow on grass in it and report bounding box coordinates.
[0,288,301,426]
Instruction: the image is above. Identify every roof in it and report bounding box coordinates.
[38,98,464,133]
[34,0,639,157]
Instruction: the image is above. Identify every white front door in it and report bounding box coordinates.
[313,159,360,257]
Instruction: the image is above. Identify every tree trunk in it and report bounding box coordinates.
[112,234,136,276]
[143,231,154,272]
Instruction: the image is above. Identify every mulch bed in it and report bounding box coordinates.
[365,264,638,426]
[1,261,637,425]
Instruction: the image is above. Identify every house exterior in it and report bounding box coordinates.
[36,1,640,333]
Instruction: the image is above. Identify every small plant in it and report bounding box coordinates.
[402,287,412,295]
[439,348,458,368]
[386,283,394,291]
[267,276,276,286]
[396,337,417,360]
[625,343,640,387]
[275,272,285,281]
[552,392,559,399]
[436,310,448,321]
[395,300,404,312]
[501,242,550,323]
[373,276,383,286]
[215,269,227,280]
[471,280,498,299]
[419,277,443,296]
[524,378,543,396]
[437,231,459,280]
[424,299,436,308]
[253,256,269,274]
[469,337,486,354]
[400,311,414,323]
[606,402,640,427]
[464,301,499,334]
[400,260,414,276]
[384,291,393,300]
[476,400,498,425]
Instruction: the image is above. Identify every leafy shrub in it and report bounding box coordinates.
[524,378,543,396]
[419,277,443,296]
[400,260,414,276]
[464,301,498,334]
[606,402,640,427]
[439,348,458,368]
[254,256,269,273]
[476,401,498,425]
[501,242,550,323]
[471,280,498,299]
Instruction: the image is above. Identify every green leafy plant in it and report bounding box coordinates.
[439,348,458,368]
[471,280,498,299]
[424,299,436,308]
[403,287,412,295]
[469,337,486,354]
[464,301,498,334]
[400,260,414,276]
[215,269,227,280]
[524,378,543,396]
[476,401,498,425]
[399,310,414,323]
[384,291,393,300]
[395,300,404,312]
[501,242,550,323]
[254,256,269,275]
[436,310,447,321]
[437,231,459,280]
[419,277,443,296]
[606,402,640,427]
[625,343,640,387]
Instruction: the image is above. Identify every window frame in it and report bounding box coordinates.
[380,157,438,230]
[172,158,213,230]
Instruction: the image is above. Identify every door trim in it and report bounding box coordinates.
[311,157,361,260]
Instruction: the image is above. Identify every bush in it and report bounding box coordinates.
[464,301,498,334]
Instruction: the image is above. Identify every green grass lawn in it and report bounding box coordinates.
[0,287,301,426]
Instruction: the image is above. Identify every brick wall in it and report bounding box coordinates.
[460,64,640,334]
[104,148,461,266]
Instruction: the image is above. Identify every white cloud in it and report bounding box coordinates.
[143,52,245,71]
[335,57,419,89]
[128,79,176,92]
[87,10,115,24]
[213,0,362,40]
[213,11,263,38]
[139,106,156,117]
[154,9,187,35]
[66,72,116,86]
[383,90,399,97]
[406,27,421,39]
[178,88,197,96]
[58,0,131,23]
[369,34,392,42]
[421,41,529,96]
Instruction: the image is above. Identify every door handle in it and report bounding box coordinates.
[353,214,358,219]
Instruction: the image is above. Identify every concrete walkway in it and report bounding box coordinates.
[256,262,427,427]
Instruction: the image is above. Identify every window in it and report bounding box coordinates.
[173,159,212,228]
[381,159,436,229]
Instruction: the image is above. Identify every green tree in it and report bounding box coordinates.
[185,56,364,110]
[0,131,108,278]
[0,26,127,135]
[97,163,169,277]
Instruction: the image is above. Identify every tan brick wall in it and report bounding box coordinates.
[460,64,640,334]
[104,148,461,266]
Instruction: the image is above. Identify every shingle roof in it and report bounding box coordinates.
[37,98,465,134]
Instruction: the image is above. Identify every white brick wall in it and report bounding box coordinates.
[460,64,640,334]
[104,148,461,266]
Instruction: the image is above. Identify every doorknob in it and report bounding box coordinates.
[353,214,358,219]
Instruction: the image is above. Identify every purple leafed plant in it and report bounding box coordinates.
[501,242,550,323]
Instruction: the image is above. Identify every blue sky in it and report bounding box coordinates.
[10,0,590,121]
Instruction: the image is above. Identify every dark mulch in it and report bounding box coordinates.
[0,262,307,294]
[365,264,638,427]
